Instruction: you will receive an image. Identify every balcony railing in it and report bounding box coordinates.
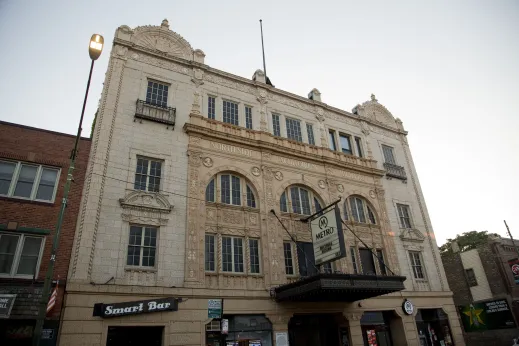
[384,162,407,181]
[134,100,176,129]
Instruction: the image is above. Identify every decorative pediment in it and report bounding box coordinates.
[119,191,172,213]
[354,94,397,129]
[400,228,425,243]
[130,19,194,61]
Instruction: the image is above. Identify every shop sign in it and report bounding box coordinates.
[0,294,16,318]
[508,258,519,284]
[93,297,178,318]
[221,319,229,334]
[275,332,288,346]
[402,299,414,315]
[459,299,516,332]
[309,205,346,265]
[208,299,223,318]
[41,329,55,340]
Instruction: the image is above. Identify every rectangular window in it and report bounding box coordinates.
[0,233,44,278]
[350,247,358,274]
[351,197,366,223]
[134,157,162,192]
[0,160,59,202]
[285,118,303,142]
[409,251,425,279]
[323,262,333,274]
[359,248,376,275]
[339,134,353,155]
[397,204,413,228]
[223,100,239,126]
[382,145,396,164]
[355,137,363,157]
[222,236,244,273]
[306,123,315,145]
[205,234,215,272]
[272,114,281,137]
[465,268,478,287]
[328,130,337,151]
[283,242,294,275]
[126,225,157,267]
[220,174,241,206]
[245,106,253,129]
[208,96,216,120]
[376,249,387,275]
[146,80,169,108]
[249,239,260,274]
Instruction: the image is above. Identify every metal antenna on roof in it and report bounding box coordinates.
[259,19,267,80]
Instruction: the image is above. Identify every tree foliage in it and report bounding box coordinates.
[439,230,499,254]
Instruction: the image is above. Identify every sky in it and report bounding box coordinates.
[0,0,518,245]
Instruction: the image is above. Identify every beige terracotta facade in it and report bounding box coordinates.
[61,20,465,346]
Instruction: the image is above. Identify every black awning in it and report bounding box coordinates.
[272,273,406,302]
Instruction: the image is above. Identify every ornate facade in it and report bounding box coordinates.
[61,20,465,346]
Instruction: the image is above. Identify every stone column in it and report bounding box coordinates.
[266,313,292,346]
[344,312,364,346]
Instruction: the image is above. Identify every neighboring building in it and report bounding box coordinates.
[442,236,519,345]
[61,20,464,346]
[0,121,91,346]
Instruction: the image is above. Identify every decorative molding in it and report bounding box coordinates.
[400,228,425,243]
[119,191,172,213]
[251,166,261,176]
[132,22,194,60]
[191,68,204,87]
[318,180,326,189]
[121,213,169,226]
[202,157,213,167]
[274,171,284,181]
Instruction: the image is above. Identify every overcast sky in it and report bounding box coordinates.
[0,0,517,245]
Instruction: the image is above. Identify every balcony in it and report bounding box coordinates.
[384,162,407,181]
[134,100,176,129]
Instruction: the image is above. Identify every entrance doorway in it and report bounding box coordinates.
[106,326,163,346]
[361,312,393,346]
[289,314,340,346]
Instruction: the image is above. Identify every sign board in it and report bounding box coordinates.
[93,297,178,318]
[508,258,519,285]
[309,205,346,265]
[221,319,229,334]
[208,299,223,319]
[275,332,288,346]
[402,299,414,315]
[459,299,516,332]
[0,294,16,319]
[41,329,55,340]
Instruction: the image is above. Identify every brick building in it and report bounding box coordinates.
[0,121,91,346]
[441,235,519,345]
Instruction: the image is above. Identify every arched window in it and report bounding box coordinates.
[205,173,257,208]
[279,185,323,215]
[344,196,377,224]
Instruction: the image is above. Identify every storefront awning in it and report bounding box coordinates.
[272,273,406,302]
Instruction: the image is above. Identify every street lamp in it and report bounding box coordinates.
[32,34,104,346]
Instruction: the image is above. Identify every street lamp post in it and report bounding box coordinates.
[32,34,104,346]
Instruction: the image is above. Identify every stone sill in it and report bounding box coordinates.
[125,266,157,273]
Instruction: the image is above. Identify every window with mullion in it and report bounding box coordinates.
[376,249,387,275]
[0,161,59,202]
[329,130,337,151]
[127,225,157,267]
[351,197,366,223]
[382,145,396,164]
[223,100,239,126]
[397,204,412,228]
[208,96,216,120]
[246,185,256,208]
[272,114,281,136]
[249,239,260,274]
[0,233,44,278]
[134,157,162,192]
[350,247,358,274]
[306,123,315,145]
[283,242,294,275]
[146,81,168,108]
[284,186,321,216]
[222,236,244,273]
[205,234,215,272]
[339,134,353,155]
[245,106,253,129]
[409,251,425,279]
[206,178,215,202]
[355,137,363,157]
[286,118,303,142]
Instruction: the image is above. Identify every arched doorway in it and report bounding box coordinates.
[288,314,340,346]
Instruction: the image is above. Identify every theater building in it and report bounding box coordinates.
[61,20,465,346]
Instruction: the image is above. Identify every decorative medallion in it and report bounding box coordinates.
[274,171,283,181]
[202,157,213,167]
[369,190,376,199]
[337,184,344,193]
[251,166,261,176]
[402,299,414,315]
[318,180,326,189]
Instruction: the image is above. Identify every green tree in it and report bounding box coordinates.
[439,230,499,254]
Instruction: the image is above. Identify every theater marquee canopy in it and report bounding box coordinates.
[272,273,406,302]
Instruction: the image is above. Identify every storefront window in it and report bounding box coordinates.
[206,315,273,346]
[415,309,454,346]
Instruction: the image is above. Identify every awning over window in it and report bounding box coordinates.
[272,273,406,302]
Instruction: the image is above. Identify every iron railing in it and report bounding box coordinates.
[134,100,176,128]
[384,162,407,181]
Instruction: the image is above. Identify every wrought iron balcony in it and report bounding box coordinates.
[134,100,176,129]
[384,162,407,181]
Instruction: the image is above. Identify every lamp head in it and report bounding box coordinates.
[89,34,104,60]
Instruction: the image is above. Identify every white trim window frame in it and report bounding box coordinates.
[245,105,253,130]
[280,186,323,216]
[221,236,244,273]
[397,203,413,229]
[272,113,281,137]
[207,95,216,120]
[126,225,158,268]
[249,238,261,274]
[306,123,315,146]
[205,173,257,208]
[344,196,377,225]
[283,242,295,275]
[205,233,216,272]
[145,80,169,108]
[381,144,397,164]
[0,160,60,203]
[285,117,303,142]
[134,157,162,192]
[222,100,239,126]
[0,232,45,279]
[409,250,426,280]
[339,133,353,155]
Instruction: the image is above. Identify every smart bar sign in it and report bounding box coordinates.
[310,205,346,265]
[93,297,178,318]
